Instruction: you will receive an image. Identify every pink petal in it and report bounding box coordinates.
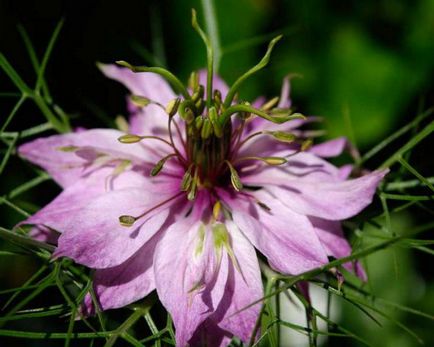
[261,170,388,220]
[20,168,153,232]
[277,76,292,108]
[54,183,180,268]
[18,129,159,188]
[310,217,366,280]
[241,152,342,183]
[212,221,263,343]
[81,232,160,315]
[99,64,176,105]
[154,216,229,347]
[224,190,328,274]
[309,137,360,159]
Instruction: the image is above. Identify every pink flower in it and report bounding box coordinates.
[18,64,387,346]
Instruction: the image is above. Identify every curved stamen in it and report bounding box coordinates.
[224,160,243,192]
[233,156,287,166]
[150,153,178,176]
[130,95,165,110]
[119,192,184,227]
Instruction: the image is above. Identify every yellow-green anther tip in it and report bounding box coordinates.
[118,134,142,144]
[263,157,287,165]
[130,95,151,107]
[119,215,136,227]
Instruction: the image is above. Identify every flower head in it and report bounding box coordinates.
[17,30,387,346]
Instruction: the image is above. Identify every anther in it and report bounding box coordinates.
[191,85,204,102]
[209,106,223,137]
[130,95,151,107]
[150,154,176,177]
[201,118,213,139]
[301,139,313,151]
[57,145,79,152]
[165,98,181,117]
[262,157,287,165]
[187,167,199,201]
[266,131,296,143]
[261,96,279,111]
[181,164,194,191]
[194,116,204,131]
[119,215,137,227]
[188,71,199,91]
[225,161,243,192]
[257,201,271,211]
[180,107,195,124]
[118,134,143,144]
[213,201,221,220]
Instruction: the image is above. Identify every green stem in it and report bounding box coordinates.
[200,0,221,72]
[223,35,282,108]
[191,9,213,109]
[116,61,190,99]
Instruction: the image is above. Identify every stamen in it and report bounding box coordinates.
[188,71,199,91]
[301,139,313,151]
[194,116,204,131]
[130,95,152,107]
[187,167,199,201]
[150,154,177,176]
[209,106,222,137]
[225,160,243,192]
[234,156,287,166]
[57,145,79,152]
[115,115,129,132]
[266,131,296,143]
[119,215,136,227]
[201,118,213,139]
[191,85,204,102]
[261,96,279,111]
[118,134,173,148]
[212,200,221,220]
[118,192,183,227]
[257,200,271,211]
[117,134,143,144]
[181,164,194,191]
[165,98,181,117]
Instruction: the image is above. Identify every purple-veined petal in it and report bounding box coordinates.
[240,151,342,183]
[81,231,161,315]
[99,64,176,105]
[154,219,211,346]
[154,212,229,347]
[310,217,366,280]
[278,76,292,108]
[260,170,387,220]
[18,129,161,188]
[211,221,263,343]
[20,168,150,232]
[223,190,328,274]
[54,182,181,268]
[309,136,360,159]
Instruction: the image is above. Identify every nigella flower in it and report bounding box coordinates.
[17,27,386,346]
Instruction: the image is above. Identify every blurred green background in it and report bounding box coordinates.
[0,0,433,346]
